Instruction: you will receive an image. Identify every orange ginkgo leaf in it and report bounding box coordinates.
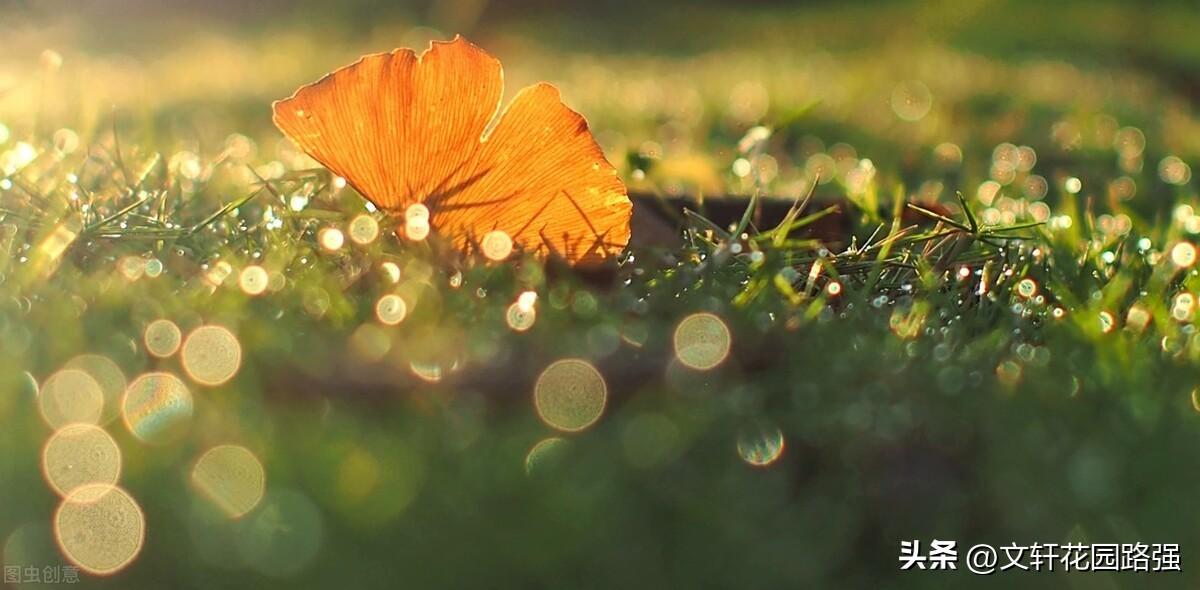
[272,35,632,265]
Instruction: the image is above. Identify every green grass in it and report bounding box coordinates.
[3,1,1200,588]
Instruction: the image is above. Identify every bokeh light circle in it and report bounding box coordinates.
[533,359,607,432]
[318,227,345,251]
[348,214,379,245]
[404,204,432,241]
[409,360,445,383]
[481,230,513,261]
[144,319,182,358]
[891,80,933,122]
[192,445,266,519]
[380,262,402,283]
[1171,242,1197,268]
[405,218,430,241]
[524,437,568,474]
[144,258,164,277]
[54,484,145,575]
[506,302,536,332]
[1159,156,1192,186]
[239,265,270,296]
[405,203,429,222]
[117,256,145,281]
[673,312,732,370]
[122,372,194,443]
[42,424,122,497]
[38,369,105,429]
[234,490,323,578]
[737,427,786,467]
[1016,278,1039,299]
[181,325,242,386]
[375,294,408,325]
[517,290,538,310]
[349,323,393,361]
[63,354,127,424]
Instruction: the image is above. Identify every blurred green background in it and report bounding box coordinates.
[2,0,1200,588]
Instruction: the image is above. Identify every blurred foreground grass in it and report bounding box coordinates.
[3,0,1200,588]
